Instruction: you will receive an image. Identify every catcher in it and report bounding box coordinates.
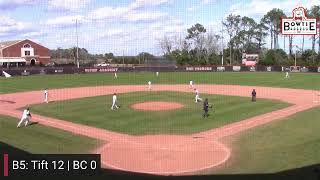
[203,98,213,118]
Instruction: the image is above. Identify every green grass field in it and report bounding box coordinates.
[215,107,320,174]
[29,92,289,135]
[1,72,319,94]
[0,115,100,154]
[1,72,319,175]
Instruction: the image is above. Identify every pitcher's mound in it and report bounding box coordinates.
[132,101,184,111]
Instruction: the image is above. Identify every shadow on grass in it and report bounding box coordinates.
[28,121,39,126]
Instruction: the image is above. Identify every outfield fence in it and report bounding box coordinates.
[1,65,319,76]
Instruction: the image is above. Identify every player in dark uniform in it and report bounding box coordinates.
[251,89,256,102]
[203,98,212,118]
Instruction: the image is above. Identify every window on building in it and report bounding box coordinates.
[23,44,31,48]
[25,51,31,56]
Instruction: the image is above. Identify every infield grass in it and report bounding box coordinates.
[29,92,289,135]
[1,72,319,94]
[0,115,100,154]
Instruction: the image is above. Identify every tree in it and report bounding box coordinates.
[253,22,268,51]
[302,35,305,52]
[262,13,273,49]
[186,23,207,62]
[223,14,241,64]
[260,49,287,65]
[308,6,320,53]
[203,33,221,64]
[260,50,276,65]
[301,50,318,65]
[104,53,114,59]
[138,52,154,63]
[169,49,190,65]
[186,23,207,40]
[240,16,257,51]
[288,35,294,57]
[262,8,286,49]
[159,35,173,55]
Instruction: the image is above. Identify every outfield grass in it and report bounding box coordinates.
[29,92,289,135]
[0,115,100,154]
[216,107,320,174]
[1,72,319,94]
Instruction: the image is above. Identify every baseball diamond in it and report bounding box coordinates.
[2,2,320,179]
[1,73,319,175]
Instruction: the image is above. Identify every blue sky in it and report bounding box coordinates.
[0,0,318,55]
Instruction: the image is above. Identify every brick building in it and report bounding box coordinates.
[0,39,50,67]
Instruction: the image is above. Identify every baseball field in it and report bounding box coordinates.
[0,72,319,175]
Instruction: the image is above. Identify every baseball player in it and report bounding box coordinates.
[189,80,194,89]
[148,81,152,91]
[156,72,159,77]
[17,107,32,128]
[251,89,257,102]
[114,72,118,79]
[111,93,119,110]
[285,71,290,79]
[44,88,49,103]
[203,98,213,118]
[194,88,203,103]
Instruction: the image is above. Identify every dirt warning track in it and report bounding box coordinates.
[0,85,319,175]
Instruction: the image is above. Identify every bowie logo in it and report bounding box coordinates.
[281,7,318,35]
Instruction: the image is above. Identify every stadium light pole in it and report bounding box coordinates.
[294,50,297,67]
[294,45,302,67]
[313,36,319,64]
[76,19,79,69]
[143,52,145,64]
[122,50,124,65]
[221,19,224,66]
[72,19,80,68]
[283,35,285,51]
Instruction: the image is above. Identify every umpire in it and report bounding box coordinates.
[251,89,257,102]
[203,98,212,118]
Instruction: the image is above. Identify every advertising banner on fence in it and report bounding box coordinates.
[233,66,241,71]
[290,66,301,72]
[186,67,212,71]
[54,69,64,73]
[282,67,290,72]
[266,66,272,72]
[39,69,46,75]
[21,70,30,76]
[84,68,118,73]
[301,67,309,72]
[217,66,225,72]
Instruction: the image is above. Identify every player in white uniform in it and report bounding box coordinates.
[148,81,152,91]
[189,80,194,89]
[285,71,290,79]
[111,93,119,110]
[114,72,118,79]
[44,89,48,103]
[156,72,159,77]
[17,107,31,128]
[194,88,202,103]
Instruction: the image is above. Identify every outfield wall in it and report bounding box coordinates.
[1,65,320,76]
